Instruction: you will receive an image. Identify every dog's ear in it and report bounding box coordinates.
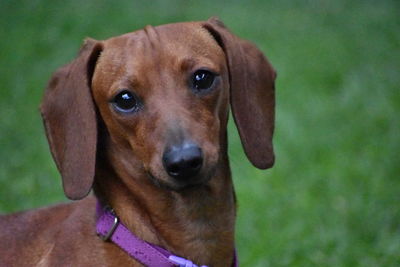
[40,38,103,200]
[204,17,276,169]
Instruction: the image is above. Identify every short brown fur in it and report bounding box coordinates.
[0,18,276,267]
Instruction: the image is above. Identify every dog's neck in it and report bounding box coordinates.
[93,143,236,266]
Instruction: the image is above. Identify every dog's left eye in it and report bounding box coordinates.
[112,90,140,113]
[192,70,215,92]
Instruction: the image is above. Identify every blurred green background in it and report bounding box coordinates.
[0,0,399,266]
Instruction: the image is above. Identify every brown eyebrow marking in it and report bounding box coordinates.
[180,58,197,72]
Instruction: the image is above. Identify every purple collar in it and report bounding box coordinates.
[96,202,238,267]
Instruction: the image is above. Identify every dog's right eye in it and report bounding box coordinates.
[112,90,140,113]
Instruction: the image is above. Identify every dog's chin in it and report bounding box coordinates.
[147,167,216,192]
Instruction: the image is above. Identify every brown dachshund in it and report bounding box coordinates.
[0,18,276,266]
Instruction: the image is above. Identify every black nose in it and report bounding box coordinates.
[163,143,203,179]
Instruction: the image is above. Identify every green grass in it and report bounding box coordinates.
[0,0,399,265]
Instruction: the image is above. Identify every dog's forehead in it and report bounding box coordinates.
[97,22,224,74]
[107,22,219,52]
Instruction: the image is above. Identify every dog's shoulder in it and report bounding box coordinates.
[0,196,99,266]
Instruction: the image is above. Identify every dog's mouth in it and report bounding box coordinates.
[146,166,216,192]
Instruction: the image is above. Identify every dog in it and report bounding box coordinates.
[0,17,276,267]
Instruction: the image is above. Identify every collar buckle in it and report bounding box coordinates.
[99,207,119,241]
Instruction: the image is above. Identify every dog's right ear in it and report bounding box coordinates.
[40,39,103,200]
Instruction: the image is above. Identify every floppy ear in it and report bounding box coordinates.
[204,18,276,169]
[40,38,103,200]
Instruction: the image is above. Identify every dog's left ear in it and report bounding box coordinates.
[204,18,276,169]
[40,38,103,200]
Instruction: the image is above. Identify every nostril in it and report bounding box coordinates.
[163,144,203,179]
[167,162,181,175]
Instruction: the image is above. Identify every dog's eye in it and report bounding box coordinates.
[192,70,215,91]
[112,90,140,113]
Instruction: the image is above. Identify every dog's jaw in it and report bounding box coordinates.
[93,149,236,267]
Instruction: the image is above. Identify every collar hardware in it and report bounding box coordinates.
[98,207,119,241]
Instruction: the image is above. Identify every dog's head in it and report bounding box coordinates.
[41,18,276,200]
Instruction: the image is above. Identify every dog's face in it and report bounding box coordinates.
[92,23,229,190]
[41,18,276,200]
